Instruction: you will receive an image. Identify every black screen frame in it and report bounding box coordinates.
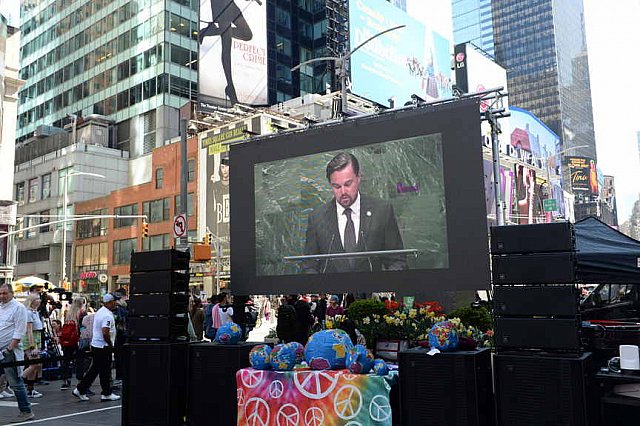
[230,99,490,295]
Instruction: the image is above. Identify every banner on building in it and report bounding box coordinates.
[566,156,598,195]
[198,0,267,106]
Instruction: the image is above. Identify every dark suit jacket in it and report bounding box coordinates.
[303,194,407,273]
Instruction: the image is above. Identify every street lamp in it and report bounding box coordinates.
[60,171,105,288]
[291,25,406,116]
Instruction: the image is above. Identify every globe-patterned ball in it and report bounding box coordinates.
[304,329,354,370]
[428,320,459,351]
[249,345,272,370]
[214,322,243,344]
[286,342,305,364]
[346,344,375,374]
[270,344,298,371]
[373,359,389,376]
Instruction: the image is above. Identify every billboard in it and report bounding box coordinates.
[348,0,452,106]
[198,0,267,106]
[566,156,598,195]
[230,99,489,296]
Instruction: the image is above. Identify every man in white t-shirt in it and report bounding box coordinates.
[72,294,120,402]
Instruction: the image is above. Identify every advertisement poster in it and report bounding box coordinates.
[199,0,267,105]
[349,0,452,106]
[566,156,598,195]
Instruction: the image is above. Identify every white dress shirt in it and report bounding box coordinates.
[336,193,360,249]
[0,298,28,351]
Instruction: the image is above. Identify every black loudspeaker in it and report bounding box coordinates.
[130,249,190,272]
[493,285,578,317]
[492,252,576,284]
[495,352,594,425]
[399,348,493,426]
[130,271,189,294]
[123,342,189,426]
[129,293,189,316]
[490,222,575,254]
[494,317,580,352]
[188,343,256,426]
[128,316,189,341]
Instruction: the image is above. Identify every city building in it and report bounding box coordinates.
[13,118,130,286]
[452,0,495,57]
[73,135,199,297]
[16,0,198,157]
[0,19,24,282]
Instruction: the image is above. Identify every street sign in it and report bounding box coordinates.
[543,198,558,212]
[173,214,187,238]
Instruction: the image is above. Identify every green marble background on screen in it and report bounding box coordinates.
[254,134,449,276]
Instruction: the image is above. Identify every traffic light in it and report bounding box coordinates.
[141,221,149,238]
[206,232,213,245]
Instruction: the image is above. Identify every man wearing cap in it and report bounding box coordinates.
[0,283,34,422]
[304,152,408,273]
[72,294,120,402]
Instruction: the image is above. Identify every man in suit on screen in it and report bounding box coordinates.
[303,152,407,273]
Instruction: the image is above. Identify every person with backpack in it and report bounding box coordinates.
[276,296,299,344]
[60,297,86,391]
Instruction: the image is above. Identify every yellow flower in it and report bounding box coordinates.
[427,311,435,318]
[399,313,407,320]
[394,311,401,317]
[325,320,333,329]
[419,307,427,315]
[385,317,394,325]
[409,309,417,318]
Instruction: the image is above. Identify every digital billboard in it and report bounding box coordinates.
[566,156,599,195]
[230,100,489,296]
[348,0,452,106]
[198,0,267,106]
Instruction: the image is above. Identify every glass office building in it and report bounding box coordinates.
[452,0,495,57]
[491,0,597,160]
[17,0,199,158]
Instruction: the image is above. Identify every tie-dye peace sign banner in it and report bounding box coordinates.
[236,368,393,426]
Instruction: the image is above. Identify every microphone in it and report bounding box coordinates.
[360,230,373,272]
[321,234,335,274]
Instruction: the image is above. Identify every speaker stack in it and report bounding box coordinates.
[491,223,595,425]
[123,249,191,426]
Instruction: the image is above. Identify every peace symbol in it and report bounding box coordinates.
[237,387,245,406]
[341,373,357,381]
[241,369,265,388]
[244,397,270,426]
[294,370,339,400]
[333,385,363,420]
[276,403,300,426]
[304,407,324,426]
[269,380,284,399]
[369,395,392,422]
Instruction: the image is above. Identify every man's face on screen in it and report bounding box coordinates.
[330,163,360,208]
[220,164,229,181]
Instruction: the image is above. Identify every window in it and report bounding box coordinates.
[113,238,137,265]
[143,198,170,223]
[174,193,195,217]
[41,173,51,199]
[28,178,39,203]
[58,167,74,198]
[114,204,138,227]
[39,210,50,233]
[188,159,195,182]
[18,247,50,264]
[24,217,36,239]
[142,234,171,251]
[16,182,25,205]
[155,168,164,189]
[76,208,108,238]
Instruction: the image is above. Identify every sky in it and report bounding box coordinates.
[0,0,638,222]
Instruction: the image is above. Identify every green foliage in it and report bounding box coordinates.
[447,306,493,332]
[346,299,387,323]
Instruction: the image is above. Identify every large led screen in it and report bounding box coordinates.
[199,0,267,105]
[230,100,489,296]
[349,0,452,106]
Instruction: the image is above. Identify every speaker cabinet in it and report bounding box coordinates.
[399,348,493,426]
[492,252,576,284]
[494,285,578,317]
[128,316,189,341]
[494,317,581,352]
[188,343,256,426]
[129,293,189,316]
[130,249,190,272]
[491,222,575,254]
[495,352,594,425]
[130,271,189,294]
[123,342,189,426]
